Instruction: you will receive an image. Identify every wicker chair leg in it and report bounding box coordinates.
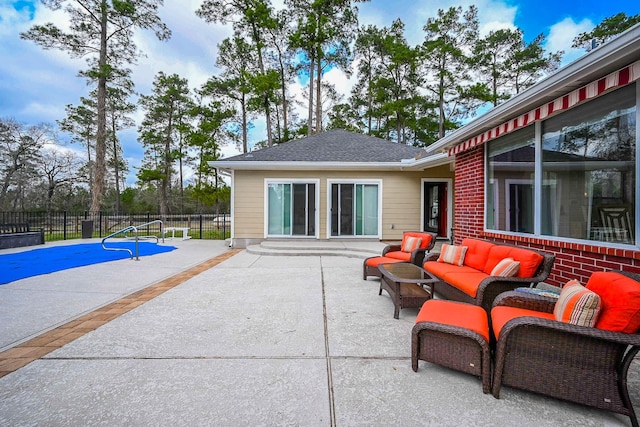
[412,321,491,394]
[620,347,640,427]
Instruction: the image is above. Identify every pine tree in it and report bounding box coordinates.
[21,0,170,212]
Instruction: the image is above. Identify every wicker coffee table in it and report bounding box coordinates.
[378,262,437,319]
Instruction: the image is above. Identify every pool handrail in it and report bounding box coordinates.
[101,220,164,260]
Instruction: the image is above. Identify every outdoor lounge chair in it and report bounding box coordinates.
[491,270,640,427]
[363,231,437,279]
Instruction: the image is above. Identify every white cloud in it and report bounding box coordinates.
[546,17,594,66]
[357,0,521,49]
[220,144,241,159]
[477,3,517,36]
[323,67,353,101]
[0,0,615,186]
[132,1,232,95]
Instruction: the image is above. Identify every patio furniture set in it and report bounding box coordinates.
[364,232,640,427]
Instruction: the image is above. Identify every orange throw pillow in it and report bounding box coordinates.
[437,244,468,266]
[401,235,422,253]
[490,258,520,277]
[553,279,601,327]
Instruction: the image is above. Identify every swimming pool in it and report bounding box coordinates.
[0,242,177,285]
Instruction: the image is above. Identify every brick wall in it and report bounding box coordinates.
[453,147,484,241]
[453,145,640,287]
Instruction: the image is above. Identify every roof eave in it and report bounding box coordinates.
[209,154,451,172]
[397,152,451,170]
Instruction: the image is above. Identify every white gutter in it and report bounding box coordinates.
[209,152,452,172]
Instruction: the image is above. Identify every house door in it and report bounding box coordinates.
[507,181,534,233]
[423,182,447,237]
[267,182,316,236]
[330,183,379,237]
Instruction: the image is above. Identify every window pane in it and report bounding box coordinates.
[331,184,339,236]
[292,183,307,235]
[307,184,316,236]
[355,185,363,235]
[487,126,536,233]
[283,184,291,235]
[542,84,636,243]
[340,184,354,235]
[268,184,290,235]
[362,184,379,235]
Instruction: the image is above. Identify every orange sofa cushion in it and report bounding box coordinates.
[491,306,555,338]
[586,271,640,333]
[365,256,403,267]
[440,271,491,298]
[403,232,434,250]
[424,262,490,298]
[385,251,412,262]
[460,238,495,271]
[484,245,543,278]
[417,300,489,341]
[423,261,479,278]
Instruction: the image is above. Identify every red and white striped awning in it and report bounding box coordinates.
[448,60,640,156]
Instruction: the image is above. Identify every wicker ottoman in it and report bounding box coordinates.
[411,300,491,393]
[363,256,403,280]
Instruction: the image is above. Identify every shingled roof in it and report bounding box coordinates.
[221,129,427,163]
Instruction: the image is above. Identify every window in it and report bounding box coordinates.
[486,126,535,234]
[542,84,636,244]
[330,182,380,237]
[486,83,637,246]
[267,181,317,237]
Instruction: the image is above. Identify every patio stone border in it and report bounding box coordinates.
[0,249,243,378]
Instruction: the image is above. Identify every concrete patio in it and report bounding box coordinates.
[0,238,638,426]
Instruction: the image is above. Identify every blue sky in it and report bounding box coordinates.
[1,0,639,186]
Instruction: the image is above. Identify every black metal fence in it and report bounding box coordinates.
[0,211,231,242]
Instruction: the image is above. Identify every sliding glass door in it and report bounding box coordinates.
[267,181,317,237]
[330,182,380,237]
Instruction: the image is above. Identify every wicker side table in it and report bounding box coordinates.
[378,262,436,319]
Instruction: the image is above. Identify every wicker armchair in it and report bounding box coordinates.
[491,271,640,427]
[363,231,436,279]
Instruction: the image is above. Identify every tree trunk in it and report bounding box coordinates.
[276,45,289,141]
[111,112,121,214]
[367,72,373,134]
[179,132,184,214]
[307,56,315,136]
[315,50,322,134]
[251,23,273,147]
[438,70,446,139]
[86,134,93,203]
[161,107,173,218]
[242,93,248,153]
[91,3,108,213]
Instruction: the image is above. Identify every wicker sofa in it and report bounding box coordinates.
[422,238,555,312]
[491,270,640,427]
[363,231,436,280]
